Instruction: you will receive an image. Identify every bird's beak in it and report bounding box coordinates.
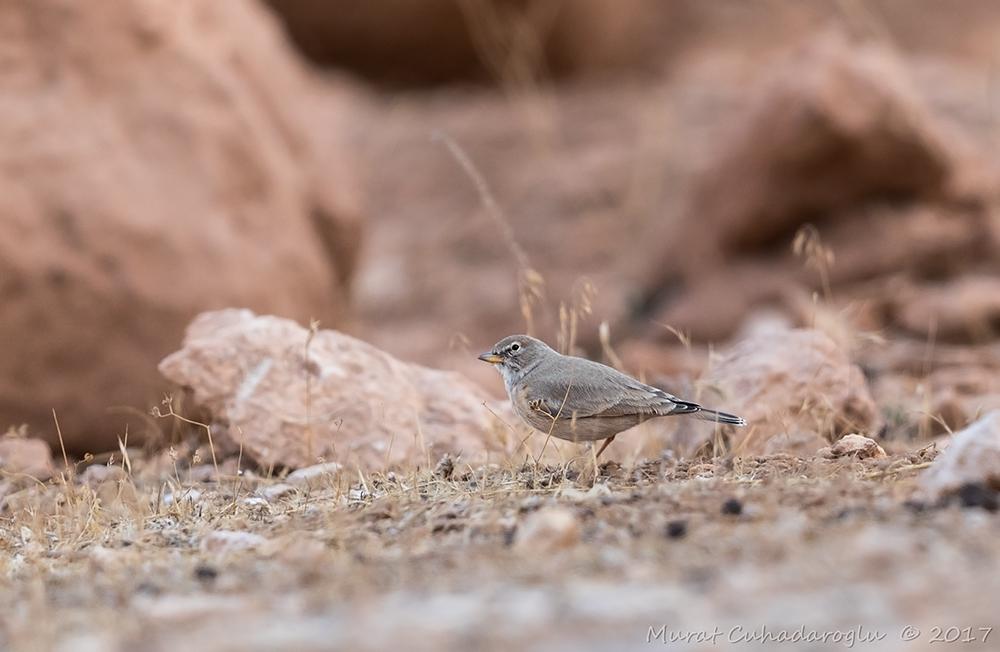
[478,352,503,364]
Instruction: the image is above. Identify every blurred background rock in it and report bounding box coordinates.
[4,0,1000,454]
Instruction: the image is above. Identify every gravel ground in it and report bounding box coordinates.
[1,447,997,651]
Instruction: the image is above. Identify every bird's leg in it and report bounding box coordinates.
[595,435,616,459]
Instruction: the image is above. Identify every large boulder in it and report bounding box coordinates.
[263,0,690,84]
[0,0,364,453]
[641,30,997,343]
[709,327,876,454]
[677,29,967,266]
[893,275,1000,343]
[159,309,515,471]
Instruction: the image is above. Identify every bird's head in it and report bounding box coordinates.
[478,335,551,379]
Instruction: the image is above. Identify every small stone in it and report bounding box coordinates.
[161,488,201,506]
[820,434,887,460]
[261,483,296,502]
[518,495,543,513]
[665,520,688,539]
[721,498,743,516]
[193,564,218,582]
[200,530,266,554]
[286,462,341,488]
[515,508,579,553]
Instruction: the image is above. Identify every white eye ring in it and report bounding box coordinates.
[510,342,521,352]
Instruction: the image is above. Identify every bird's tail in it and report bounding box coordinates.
[692,406,746,426]
[669,399,746,426]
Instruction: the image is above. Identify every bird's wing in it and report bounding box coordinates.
[525,357,692,419]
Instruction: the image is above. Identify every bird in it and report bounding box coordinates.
[479,334,745,457]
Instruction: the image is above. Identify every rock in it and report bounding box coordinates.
[260,483,297,502]
[162,488,202,507]
[929,392,971,436]
[818,434,886,460]
[200,530,267,554]
[862,340,1000,440]
[264,0,688,84]
[0,436,56,480]
[665,520,687,539]
[639,30,995,343]
[710,328,876,452]
[677,29,963,267]
[917,411,1000,501]
[159,309,515,471]
[0,0,365,454]
[650,263,798,343]
[720,498,743,516]
[76,464,127,490]
[286,463,342,488]
[895,276,1000,343]
[515,507,580,554]
[820,204,987,287]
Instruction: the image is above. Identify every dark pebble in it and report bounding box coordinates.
[665,520,687,539]
[957,482,1000,513]
[194,564,219,582]
[721,498,743,516]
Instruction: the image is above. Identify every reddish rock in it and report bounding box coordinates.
[264,0,689,84]
[265,1,1000,85]
[159,309,515,471]
[677,30,962,267]
[0,0,364,453]
[894,276,1000,343]
[709,328,876,453]
[0,436,56,480]
[861,342,1000,441]
[820,205,987,287]
[929,392,971,436]
[638,30,996,343]
[818,434,886,460]
[650,262,798,344]
[917,411,1000,500]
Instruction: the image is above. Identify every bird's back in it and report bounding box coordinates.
[523,352,682,420]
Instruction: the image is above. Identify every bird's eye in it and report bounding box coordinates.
[510,342,521,352]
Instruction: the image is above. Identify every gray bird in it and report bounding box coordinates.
[479,335,745,457]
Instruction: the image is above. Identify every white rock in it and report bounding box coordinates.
[918,411,1000,500]
[287,462,341,488]
[159,309,516,471]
